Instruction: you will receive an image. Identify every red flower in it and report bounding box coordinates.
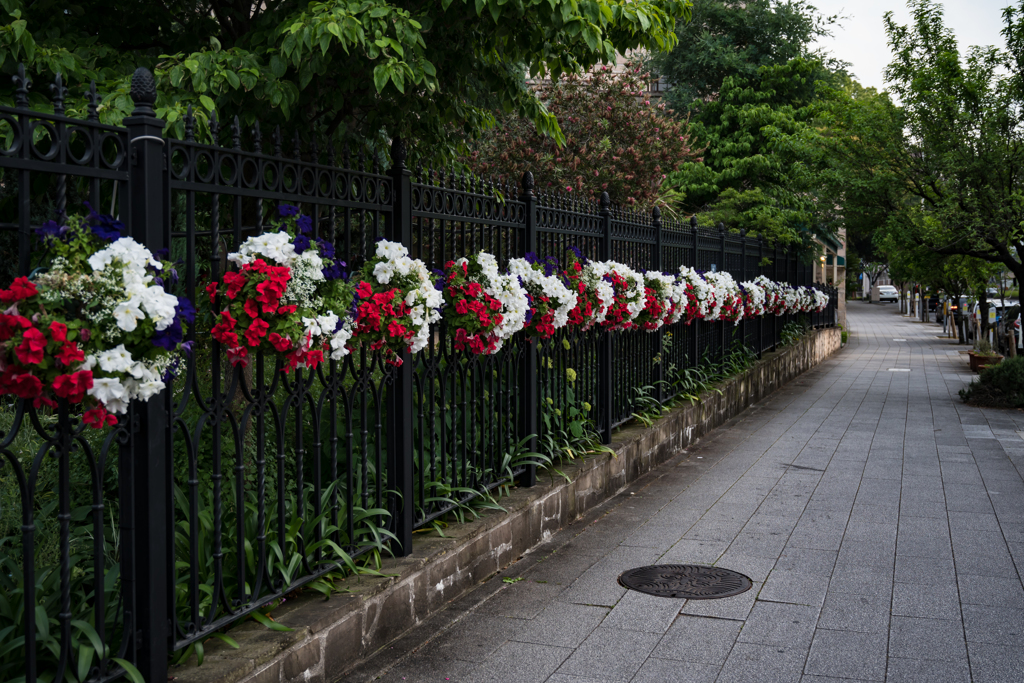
[268,332,292,352]
[83,405,117,429]
[206,281,219,304]
[0,369,43,399]
[244,318,270,347]
[0,313,32,342]
[15,327,47,365]
[56,341,85,366]
[277,304,297,315]
[34,395,57,410]
[226,346,249,367]
[223,271,246,300]
[356,281,373,299]
[388,320,408,338]
[243,298,260,319]
[49,321,68,343]
[52,370,93,402]
[455,299,469,315]
[0,276,38,303]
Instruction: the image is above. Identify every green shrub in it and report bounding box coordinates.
[960,356,1024,408]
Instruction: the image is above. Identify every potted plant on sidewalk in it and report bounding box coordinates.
[969,338,1003,372]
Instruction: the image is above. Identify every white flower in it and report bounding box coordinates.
[113,298,145,332]
[88,377,127,406]
[97,344,133,373]
[139,287,179,330]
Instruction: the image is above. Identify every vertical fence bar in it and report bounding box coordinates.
[124,67,170,683]
[387,137,414,555]
[690,216,700,368]
[653,206,664,404]
[519,172,538,486]
[598,192,613,444]
[719,222,726,362]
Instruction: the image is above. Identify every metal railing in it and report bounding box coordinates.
[0,67,837,683]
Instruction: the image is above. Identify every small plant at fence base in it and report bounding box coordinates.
[960,356,1024,408]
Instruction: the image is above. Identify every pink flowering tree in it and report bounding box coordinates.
[468,63,700,208]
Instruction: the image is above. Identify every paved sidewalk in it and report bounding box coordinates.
[354,302,1024,683]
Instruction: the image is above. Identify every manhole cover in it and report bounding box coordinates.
[618,564,753,599]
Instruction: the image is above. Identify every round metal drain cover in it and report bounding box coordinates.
[618,564,753,599]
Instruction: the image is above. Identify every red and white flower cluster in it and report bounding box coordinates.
[564,249,615,330]
[508,255,577,339]
[353,240,442,365]
[0,211,192,427]
[634,272,684,331]
[590,260,645,331]
[704,271,744,324]
[444,251,530,354]
[209,208,352,372]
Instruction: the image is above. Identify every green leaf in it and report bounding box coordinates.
[112,659,146,683]
[373,64,388,93]
[251,611,294,632]
[199,94,216,112]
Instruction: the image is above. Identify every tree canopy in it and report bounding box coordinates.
[0,0,691,159]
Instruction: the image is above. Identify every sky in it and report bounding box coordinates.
[810,0,1012,91]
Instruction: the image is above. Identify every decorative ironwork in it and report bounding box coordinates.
[618,564,754,599]
[0,63,836,683]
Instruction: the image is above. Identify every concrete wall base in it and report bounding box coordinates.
[170,327,841,683]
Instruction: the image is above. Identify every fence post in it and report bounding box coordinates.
[653,206,664,404]
[598,192,613,444]
[740,229,748,350]
[387,137,414,555]
[518,172,538,487]
[690,216,700,370]
[719,222,727,363]
[123,67,171,683]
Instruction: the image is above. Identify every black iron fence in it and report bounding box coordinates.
[0,68,836,683]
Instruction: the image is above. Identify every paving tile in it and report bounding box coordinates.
[888,616,967,662]
[554,627,661,682]
[628,658,719,683]
[715,642,807,683]
[428,613,525,662]
[737,600,818,647]
[885,657,971,683]
[804,629,887,681]
[560,547,660,607]
[817,591,890,632]
[967,641,1024,682]
[759,569,830,607]
[652,615,742,665]
[827,563,893,596]
[957,573,1024,608]
[473,641,573,683]
[600,591,680,634]
[511,603,608,648]
[376,652,481,682]
[482,580,569,619]
[773,547,838,576]
[892,581,961,620]
[961,604,1024,645]
[893,555,956,585]
[713,552,776,583]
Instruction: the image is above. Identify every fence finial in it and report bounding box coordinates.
[184,105,195,141]
[390,136,407,168]
[599,191,610,211]
[231,115,241,150]
[86,81,101,120]
[690,215,698,231]
[209,110,220,145]
[521,171,534,195]
[273,125,283,157]
[740,228,747,237]
[13,63,31,108]
[50,72,67,115]
[251,120,262,153]
[129,66,157,116]
[718,221,725,233]
[652,205,661,223]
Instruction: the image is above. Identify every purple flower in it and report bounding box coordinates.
[293,234,311,254]
[321,263,344,280]
[296,215,313,235]
[152,248,170,260]
[278,204,300,217]
[152,319,183,350]
[83,202,124,242]
[316,237,335,259]
[35,220,67,241]
[177,297,196,324]
[525,251,539,264]
[432,269,446,291]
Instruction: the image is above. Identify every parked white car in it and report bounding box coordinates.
[877,285,898,303]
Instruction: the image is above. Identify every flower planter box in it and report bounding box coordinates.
[969,351,1003,372]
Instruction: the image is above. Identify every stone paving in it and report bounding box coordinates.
[354,302,1024,683]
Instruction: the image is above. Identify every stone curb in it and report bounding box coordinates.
[169,327,841,683]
